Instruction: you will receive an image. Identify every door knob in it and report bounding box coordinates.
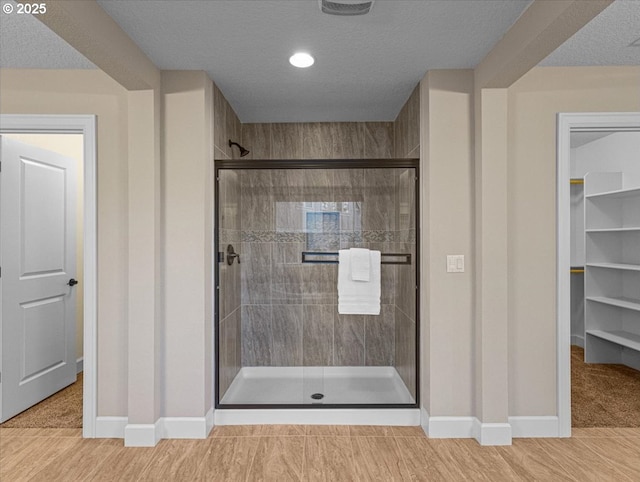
[68,278,79,287]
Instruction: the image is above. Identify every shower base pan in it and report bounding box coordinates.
[216,366,420,425]
[221,366,414,405]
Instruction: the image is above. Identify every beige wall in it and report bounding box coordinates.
[3,133,85,363]
[162,71,214,416]
[417,65,640,421]
[4,61,637,429]
[0,68,216,421]
[420,70,475,416]
[507,66,640,416]
[0,69,129,416]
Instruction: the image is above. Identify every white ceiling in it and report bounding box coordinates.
[1,0,638,123]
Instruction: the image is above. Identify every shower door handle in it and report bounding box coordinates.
[226,245,240,265]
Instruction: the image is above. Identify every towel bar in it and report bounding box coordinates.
[301,251,411,265]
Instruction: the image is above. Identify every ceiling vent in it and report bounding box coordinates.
[319,0,375,16]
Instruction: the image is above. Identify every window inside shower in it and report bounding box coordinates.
[215,160,418,408]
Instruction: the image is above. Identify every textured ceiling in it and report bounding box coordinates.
[0,0,96,69]
[541,0,640,67]
[1,0,637,123]
[94,0,531,122]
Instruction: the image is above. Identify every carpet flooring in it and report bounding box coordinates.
[0,373,83,429]
[572,345,640,428]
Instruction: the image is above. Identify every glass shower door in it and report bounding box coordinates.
[216,163,418,407]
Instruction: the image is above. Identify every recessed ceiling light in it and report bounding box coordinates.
[289,52,315,68]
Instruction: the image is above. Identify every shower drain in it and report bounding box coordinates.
[311,393,324,400]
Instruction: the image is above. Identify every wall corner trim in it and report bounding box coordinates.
[420,407,429,434]
[124,421,162,447]
[76,357,84,374]
[509,416,560,438]
[475,420,512,446]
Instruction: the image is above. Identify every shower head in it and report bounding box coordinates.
[228,140,250,158]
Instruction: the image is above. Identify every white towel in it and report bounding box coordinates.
[350,248,371,281]
[338,249,381,315]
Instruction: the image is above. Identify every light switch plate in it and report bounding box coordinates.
[447,255,465,273]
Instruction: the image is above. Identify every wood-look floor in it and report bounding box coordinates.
[1,425,639,481]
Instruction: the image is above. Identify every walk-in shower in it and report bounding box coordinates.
[215,159,418,409]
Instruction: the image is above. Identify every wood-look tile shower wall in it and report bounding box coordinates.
[216,83,419,400]
[215,83,243,396]
[393,86,419,398]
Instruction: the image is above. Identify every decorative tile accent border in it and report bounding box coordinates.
[241,231,276,242]
[276,232,306,243]
[240,230,417,243]
[362,230,395,242]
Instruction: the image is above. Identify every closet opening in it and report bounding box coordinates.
[558,113,640,435]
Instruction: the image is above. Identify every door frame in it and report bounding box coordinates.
[0,114,97,437]
[556,112,640,437]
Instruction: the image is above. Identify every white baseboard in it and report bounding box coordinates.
[475,420,512,446]
[571,335,584,348]
[76,357,84,374]
[509,416,559,438]
[214,408,420,426]
[162,414,213,439]
[98,414,215,444]
[95,416,128,438]
[427,416,476,438]
[423,410,513,445]
[99,412,559,444]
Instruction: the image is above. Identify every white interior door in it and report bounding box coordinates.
[0,136,77,423]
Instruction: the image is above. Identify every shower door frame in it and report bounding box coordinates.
[214,158,420,409]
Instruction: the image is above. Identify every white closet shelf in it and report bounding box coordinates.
[585,227,640,233]
[586,296,640,312]
[585,186,640,200]
[586,330,640,352]
[586,262,640,272]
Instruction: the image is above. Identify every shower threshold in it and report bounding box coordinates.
[219,366,415,405]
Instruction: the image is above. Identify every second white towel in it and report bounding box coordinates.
[337,249,381,315]
[350,247,371,281]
